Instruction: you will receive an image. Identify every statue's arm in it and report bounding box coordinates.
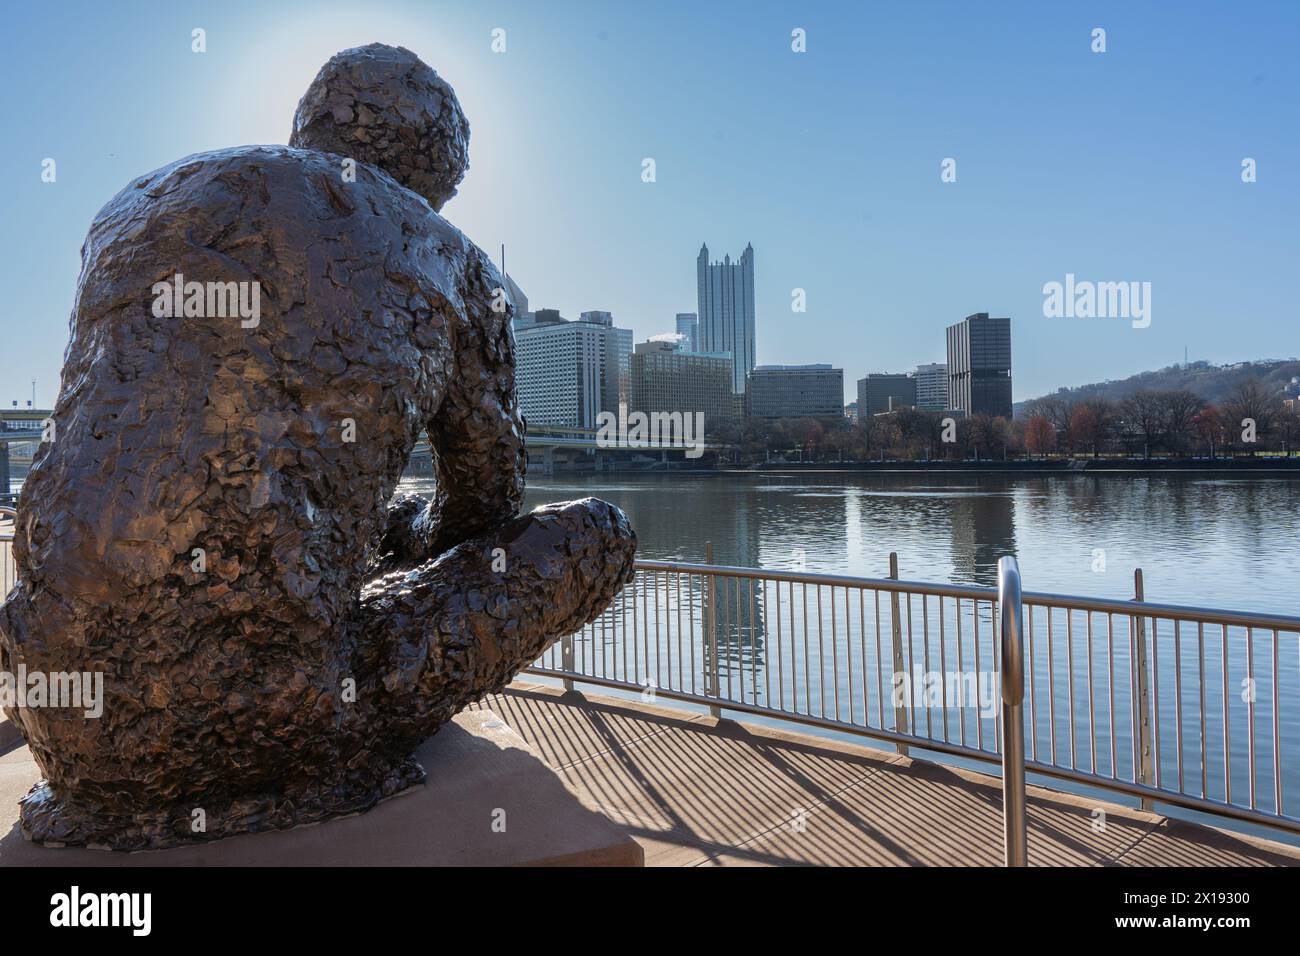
[419,247,526,556]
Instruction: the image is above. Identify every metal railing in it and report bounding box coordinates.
[3,516,1298,861]
[527,548,1300,861]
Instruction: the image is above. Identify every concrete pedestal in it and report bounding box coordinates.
[0,710,642,867]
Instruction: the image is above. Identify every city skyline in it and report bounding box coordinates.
[2,1,1298,410]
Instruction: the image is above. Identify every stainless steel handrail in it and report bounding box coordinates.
[998,555,1027,867]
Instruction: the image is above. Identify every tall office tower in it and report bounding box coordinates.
[857,373,918,416]
[630,340,735,427]
[747,365,844,421]
[915,363,949,411]
[675,312,699,352]
[696,243,756,394]
[946,313,1012,419]
[514,310,633,427]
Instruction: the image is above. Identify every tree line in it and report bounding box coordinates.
[706,380,1297,463]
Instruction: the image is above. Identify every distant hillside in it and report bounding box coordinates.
[1016,359,1300,415]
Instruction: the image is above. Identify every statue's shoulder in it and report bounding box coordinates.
[98,146,341,207]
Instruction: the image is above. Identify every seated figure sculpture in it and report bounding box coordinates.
[0,44,636,850]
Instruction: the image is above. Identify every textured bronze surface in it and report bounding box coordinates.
[291,43,470,213]
[0,45,635,850]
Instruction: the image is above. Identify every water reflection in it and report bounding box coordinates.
[947,482,1017,588]
[469,472,1300,616]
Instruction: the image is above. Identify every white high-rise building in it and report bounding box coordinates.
[697,243,755,394]
[915,363,949,411]
[514,310,632,427]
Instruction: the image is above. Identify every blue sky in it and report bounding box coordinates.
[1,0,1297,407]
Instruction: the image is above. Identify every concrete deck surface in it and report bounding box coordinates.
[0,709,642,866]
[473,682,1300,867]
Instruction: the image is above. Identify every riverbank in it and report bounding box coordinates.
[741,457,1300,475]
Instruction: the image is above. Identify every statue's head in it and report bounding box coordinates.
[290,43,469,212]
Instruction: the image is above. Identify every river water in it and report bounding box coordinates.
[469,471,1300,616]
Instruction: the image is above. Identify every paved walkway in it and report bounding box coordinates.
[476,682,1300,867]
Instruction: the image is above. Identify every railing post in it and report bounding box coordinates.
[705,541,720,718]
[560,631,575,692]
[888,552,909,755]
[1132,568,1154,809]
[998,555,1028,867]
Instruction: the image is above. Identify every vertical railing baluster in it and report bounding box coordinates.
[1047,607,1057,765]
[874,588,884,730]
[888,553,909,754]
[774,578,783,710]
[675,571,683,692]
[687,571,695,696]
[733,575,741,705]
[819,583,829,718]
[1132,569,1153,809]
[906,592,919,737]
[921,593,931,739]
[844,586,853,724]
[1153,614,1163,792]
[1175,619,1184,795]
[704,542,718,717]
[1108,612,1117,779]
[1223,623,1232,804]
[1247,625,1256,810]
[1087,612,1097,774]
[802,581,811,717]
[939,595,948,743]
[1272,628,1281,816]
[790,580,798,713]
[956,596,966,748]
[1198,622,1206,799]
[860,588,869,728]
[1067,610,1076,769]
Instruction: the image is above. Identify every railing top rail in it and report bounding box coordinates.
[1020,588,1300,632]
[632,558,1300,634]
[634,558,994,601]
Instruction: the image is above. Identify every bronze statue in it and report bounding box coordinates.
[0,44,635,850]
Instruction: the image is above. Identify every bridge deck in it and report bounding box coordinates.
[474,682,1300,866]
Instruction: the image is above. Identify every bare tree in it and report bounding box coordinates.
[1120,390,1165,458]
[1221,378,1280,452]
[962,413,1000,460]
[1025,395,1070,441]
[1194,405,1225,458]
[1156,389,1204,455]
